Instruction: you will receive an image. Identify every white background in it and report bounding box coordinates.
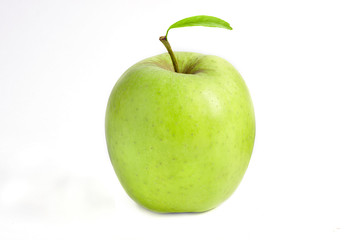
[1,0,359,239]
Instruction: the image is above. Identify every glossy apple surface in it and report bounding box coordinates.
[105,52,255,213]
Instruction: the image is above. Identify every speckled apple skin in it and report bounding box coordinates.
[105,52,255,213]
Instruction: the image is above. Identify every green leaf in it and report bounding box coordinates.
[165,15,232,38]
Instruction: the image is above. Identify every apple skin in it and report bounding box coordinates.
[105,52,255,213]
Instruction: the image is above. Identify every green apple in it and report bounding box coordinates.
[105,16,255,213]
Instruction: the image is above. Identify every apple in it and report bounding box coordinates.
[105,16,255,213]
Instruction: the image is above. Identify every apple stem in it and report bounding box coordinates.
[159,36,179,73]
